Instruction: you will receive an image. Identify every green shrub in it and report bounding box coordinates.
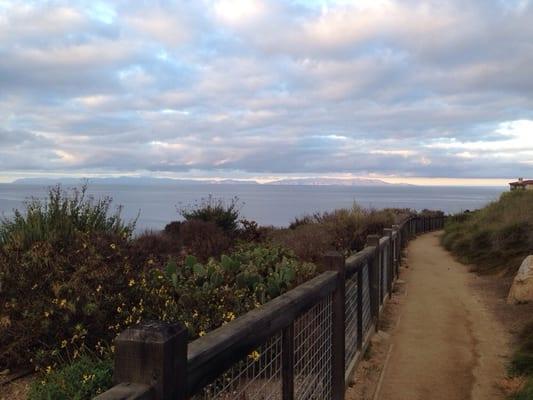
[28,355,112,400]
[0,230,145,369]
[510,322,533,377]
[0,185,134,251]
[179,195,242,233]
[162,244,317,337]
[0,214,315,370]
[442,190,533,273]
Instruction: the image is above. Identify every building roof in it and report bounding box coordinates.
[510,180,533,186]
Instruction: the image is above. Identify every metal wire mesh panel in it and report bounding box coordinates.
[294,294,333,400]
[193,332,283,400]
[381,246,388,301]
[344,271,359,369]
[362,263,372,337]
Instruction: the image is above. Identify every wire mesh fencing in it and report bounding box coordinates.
[362,262,373,338]
[191,288,335,400]
[192,332,283,400]
[344,271,359,369]
[381,245,389,302]
[294,293,333,400]
[94,216,450,400]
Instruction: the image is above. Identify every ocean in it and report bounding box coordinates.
[0,183,504,232]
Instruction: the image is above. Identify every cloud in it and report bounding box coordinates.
[0,0,532,181]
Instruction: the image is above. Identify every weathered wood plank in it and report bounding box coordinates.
[94,383,154,400]
[282,324,294,400]
[321,252,346,400]
[345,246,374,279]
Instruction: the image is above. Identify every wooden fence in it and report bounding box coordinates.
[94,215,445,400]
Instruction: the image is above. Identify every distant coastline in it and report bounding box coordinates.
[12,176,411,187]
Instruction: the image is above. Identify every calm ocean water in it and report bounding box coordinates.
[0,184,505,231]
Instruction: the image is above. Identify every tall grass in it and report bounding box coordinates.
[270,203,409,261]
[442,190,533,273]
[0,185,135,250]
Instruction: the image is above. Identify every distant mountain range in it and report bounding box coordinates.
[12,176,409,187]
[268,178,409,186]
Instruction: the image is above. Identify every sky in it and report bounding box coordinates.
[1,0,532,185]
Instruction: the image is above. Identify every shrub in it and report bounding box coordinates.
[288,215,316,230]
[27,355,113,400]
[129,230,182,268]
[511,378,533,400]
[0,202,315,372]
[179,220,231,261]
[0,231,144,369]
[442,190,533,273]
[163,220,182,238]
[179,195,242,233]
[510,322,533,376]
[162,244,317,338]
[237,219,270,243]
[270,224,333,263]
[0,185,134,251]
[282,203,399,256]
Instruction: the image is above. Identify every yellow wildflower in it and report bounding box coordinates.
[224,312,236,321]
[248,351,260,362]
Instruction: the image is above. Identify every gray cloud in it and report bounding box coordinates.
[1,0,532,181]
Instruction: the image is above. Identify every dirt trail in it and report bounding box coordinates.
[370,232,509,400]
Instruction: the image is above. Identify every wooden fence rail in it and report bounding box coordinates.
[94,215,446,400]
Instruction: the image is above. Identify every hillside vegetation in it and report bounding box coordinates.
[442,190,533,273]
[443,190,533,399]
[0,185,434,399]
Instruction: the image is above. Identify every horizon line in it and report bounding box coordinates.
[0,174,518,187]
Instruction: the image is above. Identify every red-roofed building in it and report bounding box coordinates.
[509,178,533,191]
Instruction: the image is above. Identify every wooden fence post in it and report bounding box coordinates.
[365,235,381,331]
[383,228,394,297]
[282,324,294,400]
[105,321,188,400]
[392,224,401,278]
[321,251,346,400]
[356,265,364,351]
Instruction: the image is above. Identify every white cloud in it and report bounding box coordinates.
[0,0,533,180]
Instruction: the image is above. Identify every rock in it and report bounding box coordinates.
[507,255,533,304]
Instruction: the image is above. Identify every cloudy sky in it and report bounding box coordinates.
[1,0,532,184]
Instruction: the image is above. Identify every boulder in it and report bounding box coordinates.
[508,255,533,304]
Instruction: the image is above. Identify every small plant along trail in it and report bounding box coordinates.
[376,232,509,400]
